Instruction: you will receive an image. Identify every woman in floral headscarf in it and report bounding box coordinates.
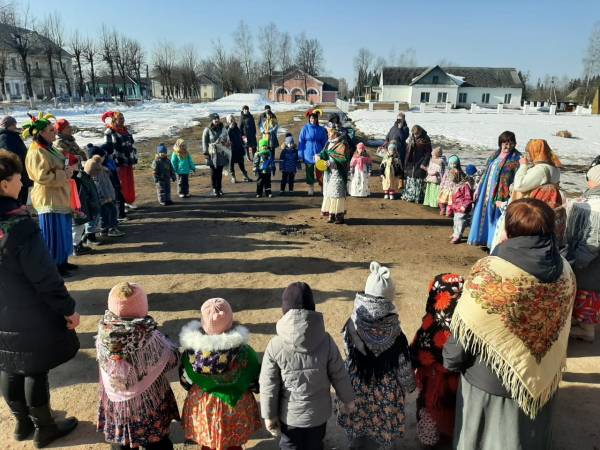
[103,111,137,218]
[316,126,349,224]
[23,113,77,277]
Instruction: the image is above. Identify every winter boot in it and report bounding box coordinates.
[335,213,345,224]
[73,243,92,256]
[145,436,174,450]
[7,401,34,441]
[83,232,102,246]
[327,214,336,223]
[29,404,78,449]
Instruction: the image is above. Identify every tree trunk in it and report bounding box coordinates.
[75,56,84,98]
[46,54,57,98]
[108,63,117,97]
[19,56,33,98]
[90,59,96,98]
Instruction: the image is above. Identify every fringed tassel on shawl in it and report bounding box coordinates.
[451,315,565,419]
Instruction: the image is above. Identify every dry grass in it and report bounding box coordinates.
[556,130,574,138]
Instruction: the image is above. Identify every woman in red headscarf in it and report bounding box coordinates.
[103,111,137,218]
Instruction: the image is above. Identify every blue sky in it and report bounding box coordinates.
[26,0,600,86]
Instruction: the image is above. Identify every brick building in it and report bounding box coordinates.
[254,68,339,104]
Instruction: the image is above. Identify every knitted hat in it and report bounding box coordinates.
[587,164,600,185]
[0,116,16,129]
[282,282,315,314]
[156,143,168,154]
[259,138,270,150]
[465,164,477,176]
[209,112,220,120]
[87,144,106,160]
[201,298,233,335]
[54,118,70,134]
[285,135,294,146]
[108,282,148,318]
[264,105,271,111]
[364,261,395,301]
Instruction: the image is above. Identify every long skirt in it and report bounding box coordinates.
[118,165,136,204]
[182,385,261,450]
[573,289,600,324]
[423,183,440,207]
[402,177,425,203]
[321,197,346,214]
[38,212,72,265]
[348,169,370,197]
[453,377,554,450]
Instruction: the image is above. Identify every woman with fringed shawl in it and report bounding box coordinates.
[445,199,576,450]
[316,126,350,224]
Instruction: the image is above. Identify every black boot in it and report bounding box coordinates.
[73,243,92,256]
[7,400,34,441]
[327,214,336,223]
[335,213,345,224]
[83,232,103,246]
[145,436,174,450]
[29,404,78,449]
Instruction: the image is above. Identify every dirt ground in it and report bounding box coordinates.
[0,111,598,450]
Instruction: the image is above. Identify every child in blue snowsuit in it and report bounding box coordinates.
[280,133,299,194]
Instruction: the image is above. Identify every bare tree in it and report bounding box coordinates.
[38,15,58,98]
[70,30,85,98]
[111,31,129,98]
[100,25,117,97]
[353,48,373,98]
[126,38,144,98]
[180,44,199,100]
[153,40,176,101]
[278,31,292,94]
[233,20,253,91]
[258,22,279,90]
[0,46,7,100]
[295,33,323,98]
[82,36,98,98]
[48,13,72,97]
[583,21,600,105]
[2,6,35,98]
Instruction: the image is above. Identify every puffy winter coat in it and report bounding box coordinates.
[298,123,328,164]
[240,112,258,148]
[171,152,195,175]
[0,128,31,188]
[202,124,230,168]
[259,309,355,428]
[94,167,116,204]
[451,181,474,214]
[152,157,176,183]
[0,197,79,374]
[228,124,246,161]
[279,147,298,173]
[75,170,101,222]
[104,128,137,167]
[25,140,71,214]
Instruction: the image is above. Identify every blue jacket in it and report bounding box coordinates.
[280,147,299,173]
[298,123,327,164]
[171,152,195,175]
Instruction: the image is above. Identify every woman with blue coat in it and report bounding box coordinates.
[298,109,327,196]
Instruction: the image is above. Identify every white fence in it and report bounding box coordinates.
[336,98,350,113]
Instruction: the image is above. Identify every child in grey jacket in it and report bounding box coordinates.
[259,282,356,450]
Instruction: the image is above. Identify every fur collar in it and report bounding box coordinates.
[179,320,249,352]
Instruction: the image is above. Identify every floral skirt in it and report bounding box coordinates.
[423,183,440,207]
[438,187,454,205]
[97,388,179,447]
[402,177,425,203]
[573,289,600,324]
[182,386,261,450]
[337,368,406,448]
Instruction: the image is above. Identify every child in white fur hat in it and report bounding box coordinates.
[179,298,261,449]
[337,262,416,449]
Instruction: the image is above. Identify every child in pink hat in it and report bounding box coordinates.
[179,298,261,450]
[96,282,180,450]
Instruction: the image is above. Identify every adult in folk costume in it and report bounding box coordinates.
[298,108,327,196]
[565,162,600,342]
[0,116,32,205]
[103,111,137,217]
[202,113,230,198]
[240,105,258,162]
[491,139,565,251]
[316,127,350,224]
[384,112,409,170]
[401,125,432,203]
[444,199,577,450]
[23,113,78,277]
[467,131,521,248]
[0,149,80,449]
[258,105,279,157]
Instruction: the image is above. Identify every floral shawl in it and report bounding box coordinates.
[477,149,521,202]
[320,138,349,182]
[450,256,576,418]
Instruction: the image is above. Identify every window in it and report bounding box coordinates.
[5,83,10,94]
[458,92,467,103]
[420,92,430,103]
[437,92,447,103]
[14,83,20,95]
[10,58,16,70]
[307,88,318,95]
[56,62,59,71]
[481,93,490,104]
[432,75,439,84]
[504,93,512,104]
[35,61,39,70]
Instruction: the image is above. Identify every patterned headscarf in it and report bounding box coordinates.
[526,139,561,167]
[351,292,400,356]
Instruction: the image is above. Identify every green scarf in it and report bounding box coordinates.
[182,344,260,407]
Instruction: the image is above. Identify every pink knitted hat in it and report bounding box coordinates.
[201,298,233,335]
[108,282,148,318]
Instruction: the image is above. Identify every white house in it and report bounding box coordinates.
[379,66,523,108]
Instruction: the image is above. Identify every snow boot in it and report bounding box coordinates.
[6,401,34,441]
[29,404,78,449]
